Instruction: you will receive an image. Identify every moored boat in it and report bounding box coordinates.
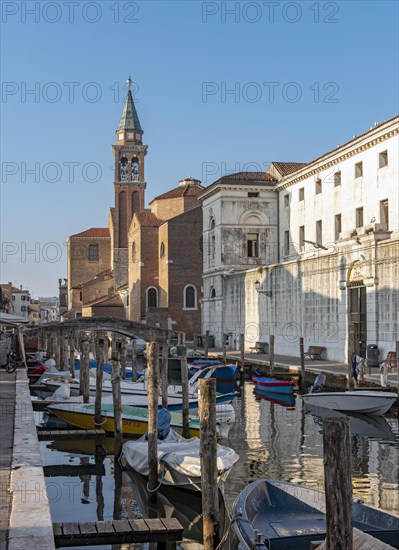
[47,401,235,438]
[302,390,397,416]
[302,372,397,416]
[252,376,295,395]
[48,402,202,437]
[232,479,399,550]
[122,410,239,491]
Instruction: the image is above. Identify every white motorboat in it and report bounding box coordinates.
[302,374,397,416]
[38,365,237,409]
[122,412,239,491]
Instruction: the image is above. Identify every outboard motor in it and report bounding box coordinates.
[309,373,326,393]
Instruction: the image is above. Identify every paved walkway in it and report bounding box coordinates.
[0,368,55,550]
[0,369,16,549]
[211,350,398,389]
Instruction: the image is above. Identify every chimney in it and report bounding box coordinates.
[59,278,62,286]
[20,285,23,290]
[8,281,12,286]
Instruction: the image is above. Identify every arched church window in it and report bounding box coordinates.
[209,218,216,260]
[131,157,139,182]
[147,287,158,308]
[160,242,165,258]
[210,287,216,298]
[120,156,128,182]
[184,285,197,309]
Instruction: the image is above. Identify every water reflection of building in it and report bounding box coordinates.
[226,387,399,515]
[200,116,398,363]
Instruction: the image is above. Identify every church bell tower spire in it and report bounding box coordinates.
[112,76,148,280]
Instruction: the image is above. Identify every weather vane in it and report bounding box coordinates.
[126,75,132,90]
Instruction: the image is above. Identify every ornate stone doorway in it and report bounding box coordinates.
[348,262,367,358]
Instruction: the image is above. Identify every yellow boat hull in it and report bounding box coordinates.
[50,408,200,438]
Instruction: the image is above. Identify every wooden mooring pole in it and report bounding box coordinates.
[146,341,160,499]
[323,416,353,550]
[222,333,227,364]
[199,378,219,550]
[120,336,127,380]
[204,329,210,359]
[94,336,105,429]
[299,337,305,390]
[179,345,190,439]
[68,338,75,378]
[270,335,275,377]
[111,335,123,459]
[80,337,90,404]
[239,333,245,367]
[160,343,169,409]
[131,338,137,382]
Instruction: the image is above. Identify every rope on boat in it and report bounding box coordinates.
[146,463,166,493]
[215,510,268,550]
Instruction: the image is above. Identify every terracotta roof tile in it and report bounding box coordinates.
[135,212,163,227]
[270,162,308,176]
[213,172,276,185]
[70,228,110,238]
[150,183,204,202]
[94,294,124,307]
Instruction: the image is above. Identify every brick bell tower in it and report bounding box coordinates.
[112,77,147,287]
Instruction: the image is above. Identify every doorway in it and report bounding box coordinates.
[349,285,367,358]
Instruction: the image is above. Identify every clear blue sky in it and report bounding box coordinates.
[1,0,398,297]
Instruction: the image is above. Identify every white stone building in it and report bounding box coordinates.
[199,115,398,363]
[39,297,60,323]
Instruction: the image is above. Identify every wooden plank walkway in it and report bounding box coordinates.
[37,429,106,440]
[53,518,184,547]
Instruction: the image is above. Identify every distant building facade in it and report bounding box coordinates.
[29,299,41,325]
[200,116,399,362]
[0,282,31,319]
[39,297,60,323]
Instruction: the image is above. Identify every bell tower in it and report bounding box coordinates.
[112,76,147,286]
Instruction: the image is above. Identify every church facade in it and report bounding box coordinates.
[66,81,203,338]
[200,116,399,363]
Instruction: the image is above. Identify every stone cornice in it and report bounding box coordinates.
[199,183,277,202]
[277,121,399,190]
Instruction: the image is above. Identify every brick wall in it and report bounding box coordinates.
[67,237,111,309]
[166,207,203,338]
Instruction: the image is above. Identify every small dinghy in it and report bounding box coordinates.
[302,373,397,416]
[232,479,399,550]
[252,376,295,395]
[123,409,239,491]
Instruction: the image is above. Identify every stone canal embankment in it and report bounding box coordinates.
[1,368,55,550]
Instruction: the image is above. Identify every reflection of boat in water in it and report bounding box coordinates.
[305,407,397,442]
[125,468,227,545]
[254,387,296,409]
[46,437,117,456]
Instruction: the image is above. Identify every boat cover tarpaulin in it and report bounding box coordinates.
[123,429,239,479]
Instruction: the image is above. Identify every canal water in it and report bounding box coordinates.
[39,381,399,549]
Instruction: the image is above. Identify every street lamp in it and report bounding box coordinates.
[254,280,272,297]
